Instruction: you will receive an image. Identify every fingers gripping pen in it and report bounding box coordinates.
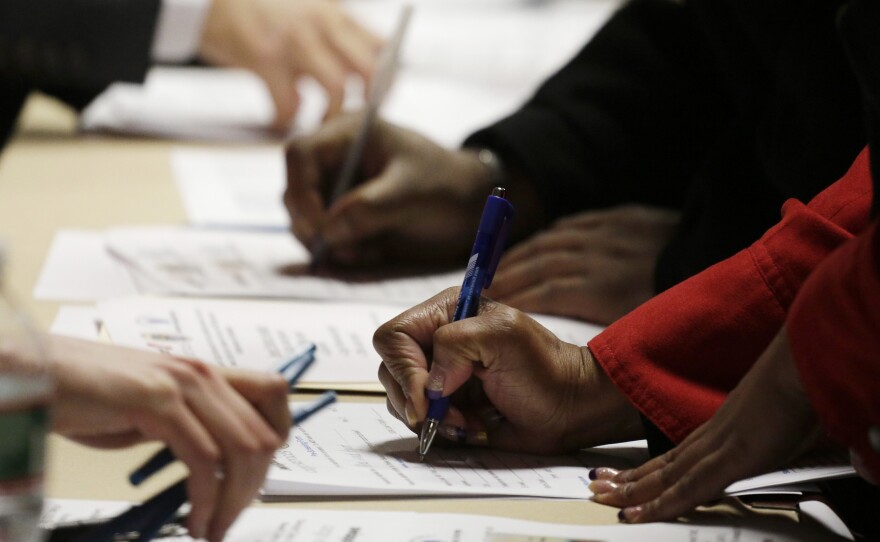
[418,186,514,459]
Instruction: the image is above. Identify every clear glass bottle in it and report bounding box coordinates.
[0,244,51,542]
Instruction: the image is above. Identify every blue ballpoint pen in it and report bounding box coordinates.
[418,186,514,459]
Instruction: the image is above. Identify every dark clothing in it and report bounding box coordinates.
[466,0,866,293]
[0,0,160,146]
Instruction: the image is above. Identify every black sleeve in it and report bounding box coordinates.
[0,0,160,101]
[838,0,880,216]
[465,0,728,221]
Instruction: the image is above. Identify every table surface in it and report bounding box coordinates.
[0,94,807,533]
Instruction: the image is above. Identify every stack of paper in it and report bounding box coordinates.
[265,402,642,498]
[261,402,855,501]
[43,498,843,542]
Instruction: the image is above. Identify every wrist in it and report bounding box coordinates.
[560,346,645,450]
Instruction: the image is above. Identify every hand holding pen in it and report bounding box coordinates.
[308,4,413,267]
[53,343,337,542]
[419,187,514,458]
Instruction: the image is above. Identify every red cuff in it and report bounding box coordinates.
[590,147,873,443]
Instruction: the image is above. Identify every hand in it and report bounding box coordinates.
[373,288,643,454]
[199,0,383,129]
[589,328,823,523]
[486,205,680,325]
[45,336,290,542]
[285,116,500,267]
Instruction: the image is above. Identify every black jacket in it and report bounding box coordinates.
[467,0,869,292]
[0,0,160,146]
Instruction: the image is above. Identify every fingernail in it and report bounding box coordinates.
[588,468,598,480]
[589,480,619,495]
[425,368,446,400]
[619,506,643,523]
[438,425,466,443]
[323,218,353,244]
[465,430,489,446]
[593,467,620,480]
[404,399,419,427]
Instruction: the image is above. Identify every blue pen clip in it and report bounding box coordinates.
[276,343,318,389]
[482,191,515,288]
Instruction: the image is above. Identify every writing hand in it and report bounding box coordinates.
[285,116,493,267]
[373,288,643,454]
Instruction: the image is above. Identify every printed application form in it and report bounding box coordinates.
[265,403,642,499]
[98,297,604,386]
[42,499,841,542]
[103,226,466,304]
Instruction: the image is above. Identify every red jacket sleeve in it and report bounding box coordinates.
[788,219,880,482]
[588,147,874,443]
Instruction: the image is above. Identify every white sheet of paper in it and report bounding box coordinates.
[50,305,102,341]
[170,147,289,228]
[34,230,138,301]
[266,402,641,498]
[42,498,839,542]
[79,1,620,144]
[104,225,465,303]
[97,296,604,386]
[80,68,334,141]
[724,449,855,495]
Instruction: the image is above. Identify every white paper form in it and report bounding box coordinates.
[34,230,138,301]
[170,147,289,228]
[104,225,465,304]
[50,305,102,341]
[725,448,855,496]
[98,296,604,386]
[266,402,640,498]
[80,68,334,142]
[43,499,839,542]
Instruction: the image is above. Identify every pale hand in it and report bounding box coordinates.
[199,0,383,129]
[45,335,290,542]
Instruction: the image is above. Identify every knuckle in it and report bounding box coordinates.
[193,441,222,466]
[264,374,290,400]
[657,464,678,488]
[141,374,183,406]
[619,482,635,501]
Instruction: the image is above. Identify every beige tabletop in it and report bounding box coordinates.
[0,94,811,533]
